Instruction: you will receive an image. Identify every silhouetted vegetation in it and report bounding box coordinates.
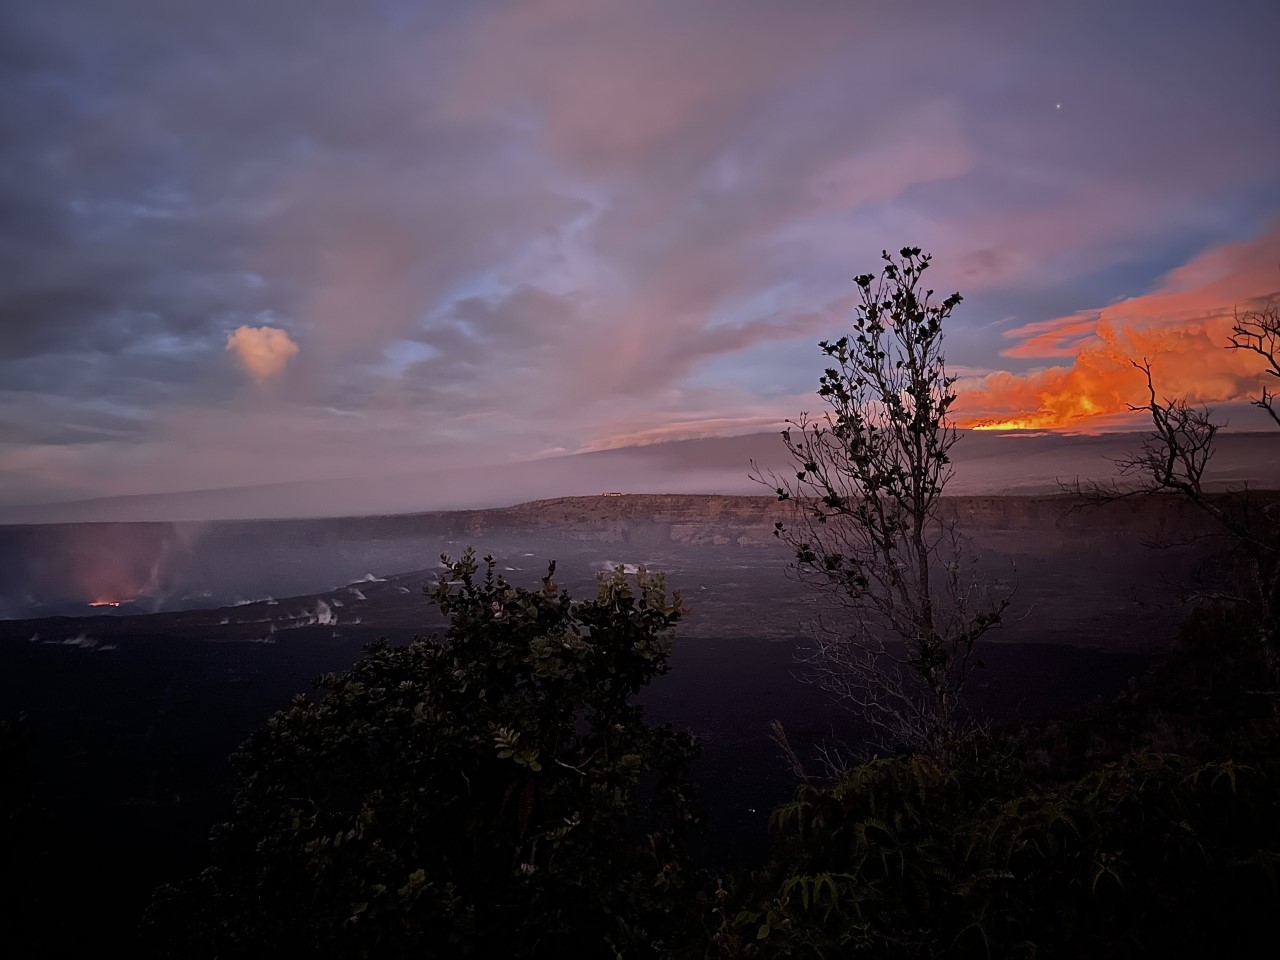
[1068,296,1280,679]
[2,712,48,956]
[144,551,701,958]
[717,604,1280,957]
[753,248,1009,757]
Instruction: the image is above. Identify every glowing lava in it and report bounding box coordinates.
[88,599,122,607]
[970,419,1045,431]
[955,234,1280,433]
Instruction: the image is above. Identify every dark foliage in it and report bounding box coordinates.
[1,712,46,954]
[1228,300,1280,429]
[0,711,35,845]
[144,551,701,958]
[719,606,1280,958]
[753,248,1008,755]
[1065,295,1280,677]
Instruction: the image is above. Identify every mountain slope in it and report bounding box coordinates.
[3,430,1277,523]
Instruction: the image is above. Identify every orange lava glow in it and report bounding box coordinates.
[957,226,1280,431]
[971,419,1058,432]
[958,311,1272,431]
[88,599,122,607]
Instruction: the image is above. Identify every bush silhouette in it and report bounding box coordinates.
[145,551,701,958]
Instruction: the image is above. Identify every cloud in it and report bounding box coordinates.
[1,0,1278,505]
[225,325,299,381]
[959,227,1280,430]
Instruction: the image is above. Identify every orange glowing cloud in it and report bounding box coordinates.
[960,228,1280,431]
[226,325,300,381]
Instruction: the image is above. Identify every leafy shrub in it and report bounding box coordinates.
[727,744,1280,958]
[145,551,701,958]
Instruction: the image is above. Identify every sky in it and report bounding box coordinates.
[1,0,1278,508]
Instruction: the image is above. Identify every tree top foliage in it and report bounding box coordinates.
[146,550,701,958]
